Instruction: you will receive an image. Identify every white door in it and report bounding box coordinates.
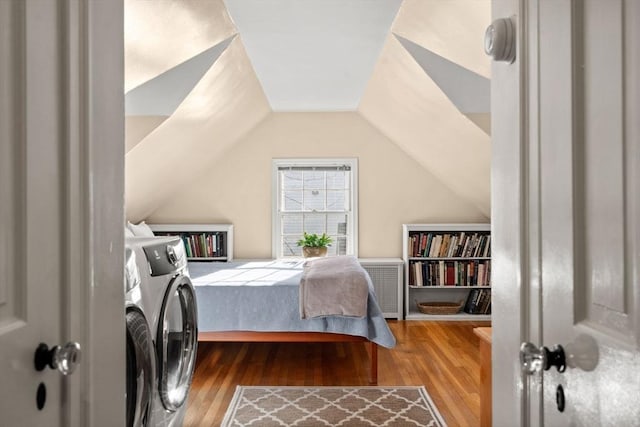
[0,1,125,426]
[492,0,640,425]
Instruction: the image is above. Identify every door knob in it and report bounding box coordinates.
[34,342,82,375]
[520,342,566,375]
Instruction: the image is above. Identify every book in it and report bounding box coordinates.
[456,233,467,257]
[446,262,455,286]
[419,233,428,256]
[478,262,486,286]
[422,262,430,286]
[447,235,458,257]
[483,238,491,257]
[415,262,423,286]
[424,233,434,257]
[409,263,416,286]
[439,234,451,257]
[473,260,479,285]
[480,290,492,313]
[410,235,418,257]
[464,289,480,313]
[473,289,492,314]
[430,235,442,257]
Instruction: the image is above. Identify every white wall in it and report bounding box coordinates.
[148,112,488,258]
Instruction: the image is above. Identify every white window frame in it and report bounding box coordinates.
[272,158,358,259]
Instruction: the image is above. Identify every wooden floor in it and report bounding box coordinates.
[184,320,490,426]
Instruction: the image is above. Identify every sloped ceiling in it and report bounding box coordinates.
[126,36,236,117]
[359,0,491,216]
[125,0,270,220]
[124,0,237,92]
[391,0,491,79]
[394,35,490,115]
[125,0,491,221]
[359,35,491,216]
[225,0,403,111]
[125,35,237,152]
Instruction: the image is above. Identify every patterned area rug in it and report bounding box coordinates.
[221,386,447,426]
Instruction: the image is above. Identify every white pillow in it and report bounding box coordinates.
[124,226,134,238]
[127,221,155,237]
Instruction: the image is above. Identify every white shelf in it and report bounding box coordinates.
[402,223,492,321]
[408,257,491,261]
[409,285,492,289]
[150,223,232,233]
[405,312,492,321]
[149,223,233,262]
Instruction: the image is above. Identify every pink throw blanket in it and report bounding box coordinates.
[299,256,369,319]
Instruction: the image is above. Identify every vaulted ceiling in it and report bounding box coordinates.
[124,0,491,220]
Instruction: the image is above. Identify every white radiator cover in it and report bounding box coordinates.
[359,258,403,320]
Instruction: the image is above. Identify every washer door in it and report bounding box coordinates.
[126,307,154,426]
[156,275,198,411]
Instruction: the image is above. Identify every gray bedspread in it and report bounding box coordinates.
[188,259,396,349]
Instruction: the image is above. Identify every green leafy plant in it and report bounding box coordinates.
[296,232,333,248]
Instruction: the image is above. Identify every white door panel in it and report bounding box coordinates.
[494,0,640,425]
[580,0,628,331]
[489,0,527,425]
[541,1,640,425]
[0,1,125,425]
[0,1,63,423]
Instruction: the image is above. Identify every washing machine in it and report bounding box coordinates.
[125,236,198,427]
[124,246,155,426]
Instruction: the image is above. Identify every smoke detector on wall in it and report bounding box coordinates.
[484,17,516,63]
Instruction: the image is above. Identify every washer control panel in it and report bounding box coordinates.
[143,240,186,276]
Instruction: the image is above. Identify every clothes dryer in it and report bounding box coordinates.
[127,236,198,427]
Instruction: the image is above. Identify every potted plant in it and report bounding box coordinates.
[297,232,333,257]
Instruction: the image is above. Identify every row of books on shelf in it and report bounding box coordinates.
[155,232,226,258]
[463,288,491,315]
[409,260,491,287]
[408,231,491,258]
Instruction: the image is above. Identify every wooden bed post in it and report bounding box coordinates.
[369,342,378,385]
[199,331,380,385]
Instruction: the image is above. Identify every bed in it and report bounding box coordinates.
[188,258,396,384]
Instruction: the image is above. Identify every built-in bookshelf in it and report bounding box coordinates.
[149,224,233,262]
[402,224,491,321]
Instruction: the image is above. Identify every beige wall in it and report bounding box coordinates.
[148,112,487,259]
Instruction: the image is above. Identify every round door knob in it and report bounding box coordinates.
[520,342,566,375]
[520,342,545,375]
[34,342,82,375]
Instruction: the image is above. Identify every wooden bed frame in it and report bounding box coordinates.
[199,331,378,385]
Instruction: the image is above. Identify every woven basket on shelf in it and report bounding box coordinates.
[415,300,464,315]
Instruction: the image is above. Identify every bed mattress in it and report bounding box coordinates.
[188,259,396,348]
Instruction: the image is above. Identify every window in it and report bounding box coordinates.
[272,158,358,258]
